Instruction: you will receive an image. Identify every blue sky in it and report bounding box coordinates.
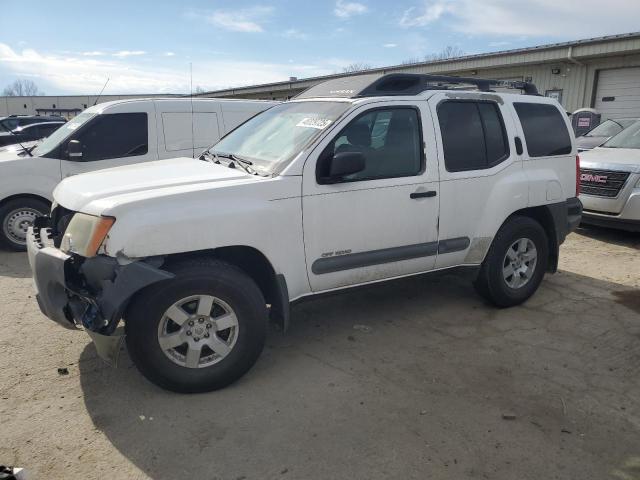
[1,0,639,95]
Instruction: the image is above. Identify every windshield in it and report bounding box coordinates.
[601,120,640,149]
[585,118,637,137]
[0,118,18,131]
[208,101,351,173]
[32,112,95,156]
[585,119,623,137]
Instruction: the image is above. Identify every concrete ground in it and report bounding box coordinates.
[1,226,639,480]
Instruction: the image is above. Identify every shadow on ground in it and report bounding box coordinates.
[78,269,640,480]
[576,224,639,250]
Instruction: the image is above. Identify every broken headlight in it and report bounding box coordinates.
[60,213,115,257]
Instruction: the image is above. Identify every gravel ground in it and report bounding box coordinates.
[0,226,639,480]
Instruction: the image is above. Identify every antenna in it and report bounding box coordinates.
[0,123,34,157]
[93,77,110,106]
[190,63,195,158]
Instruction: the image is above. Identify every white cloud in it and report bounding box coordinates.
[399,0,640,37]
[334,0,368,18]
[283,29,309,40]
[0,43,341,94]
[82,51,105,56]
[164,52,176,57]
[202,6,274,33]
[399,2,451,27]
[112,50,146,58]
[383,43,398,48]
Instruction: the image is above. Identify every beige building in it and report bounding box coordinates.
[196,32,640,120]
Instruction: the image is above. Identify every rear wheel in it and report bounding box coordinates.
[474,216,549,307]
[125,259,268,393]
[0,197,49,251]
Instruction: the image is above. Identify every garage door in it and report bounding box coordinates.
[594,67,640,120]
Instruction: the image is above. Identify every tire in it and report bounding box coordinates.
[474,216,549,308]
[0,197,50,251]
[125,258,268,393]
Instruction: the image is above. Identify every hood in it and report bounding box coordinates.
[54,157,260,214]
[0,150,21,162]
[580,147,640,173]
[0,140,38,159]
[575,135,608,150]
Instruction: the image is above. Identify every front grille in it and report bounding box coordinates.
[579,168,630,198]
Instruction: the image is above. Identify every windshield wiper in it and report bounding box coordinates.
[209,151,257,174]
[0,123,33,157]
[199,150,221,164]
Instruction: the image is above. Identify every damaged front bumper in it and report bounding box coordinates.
[27,219,174,363]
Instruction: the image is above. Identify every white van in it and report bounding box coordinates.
[0,98,279,249]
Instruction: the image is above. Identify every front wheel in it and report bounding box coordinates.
[0,197,50,251]
[474,216,549,307]
[125,259,268,393]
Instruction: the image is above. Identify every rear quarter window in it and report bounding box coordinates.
[514,103,572,157]
[438,100,509,172]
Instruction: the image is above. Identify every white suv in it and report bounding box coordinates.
[27,74,582,393]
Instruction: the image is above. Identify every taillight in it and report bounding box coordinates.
[576,155,581,196]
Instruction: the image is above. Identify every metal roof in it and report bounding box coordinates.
[197,31,640,97]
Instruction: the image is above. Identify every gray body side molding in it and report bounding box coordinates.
[311,237,471,275]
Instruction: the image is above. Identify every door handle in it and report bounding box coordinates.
[410,190,437,199]
[515,136,523,155]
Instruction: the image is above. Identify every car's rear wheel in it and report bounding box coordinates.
[474,216,549,307]
[0,197,49,251]
[125,259,268,393]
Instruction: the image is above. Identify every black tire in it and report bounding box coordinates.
[474,216,549,307]
[0,197,50,251]
[125,258,268,393]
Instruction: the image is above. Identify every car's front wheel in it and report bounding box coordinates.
[125,259,268,393]
[0,197,49,251]
[474,216,549,307]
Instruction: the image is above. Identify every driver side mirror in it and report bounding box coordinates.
[321,151,365,183]
[68,139,82,159]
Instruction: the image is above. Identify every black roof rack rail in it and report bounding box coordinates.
[296,73,539,99]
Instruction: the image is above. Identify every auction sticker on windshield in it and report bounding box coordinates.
[296,117,333,129]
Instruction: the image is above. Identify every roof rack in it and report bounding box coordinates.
[296,73,539,99]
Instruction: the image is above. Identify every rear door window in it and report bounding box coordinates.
[513,103,572,157]
[437,100,509,172]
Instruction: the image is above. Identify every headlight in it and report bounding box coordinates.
[60,213,115,257]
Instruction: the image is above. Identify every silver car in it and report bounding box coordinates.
[576,118,639,152]
[579,120,640,231]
